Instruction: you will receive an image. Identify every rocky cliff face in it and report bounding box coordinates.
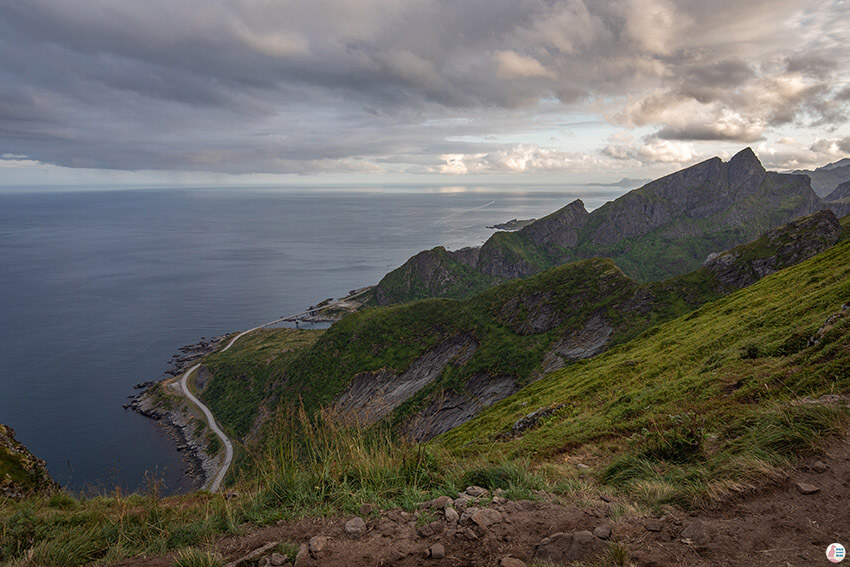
[702,210,841,293]
[0,424,59,499]
[374,148,828,305]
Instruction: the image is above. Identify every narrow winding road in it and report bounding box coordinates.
[176,288,372,492]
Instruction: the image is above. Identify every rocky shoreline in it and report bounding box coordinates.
[124,334,228,491]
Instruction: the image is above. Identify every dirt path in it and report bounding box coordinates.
[116,433,850,567]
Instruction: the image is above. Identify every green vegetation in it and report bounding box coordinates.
[374,246,502,304]
[440,238,850,506]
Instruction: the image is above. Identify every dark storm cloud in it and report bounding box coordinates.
[0,0,848,174]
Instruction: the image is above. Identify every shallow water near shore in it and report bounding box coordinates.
[0,185,623,494]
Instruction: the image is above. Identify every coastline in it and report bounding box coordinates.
[125,335,227,492]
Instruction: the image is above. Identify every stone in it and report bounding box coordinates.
[459,507,480,524]
[470,508,503,528]
[429,543,446,559]
[680,521,711,546]
[258,557,271,567]
[811,461,829,473]
[534,531,607,564]
[269,552,288,566]
[454,497,470,512]
[576,463,591,470]
[464,527,479,540]
[429,520,445,535]
[500,558,527,567]
[645,519,663,532]
[308,535,329,554]
[592,525,612,540]
[465,486,489,498]
[445,507,459,522]
[293,543,314,567]
[417,524,435,538]
[599,494,613,503]
[345,516,367,539]
[359,503,374,516]
[797,482,820,495]
[423,495,453,509]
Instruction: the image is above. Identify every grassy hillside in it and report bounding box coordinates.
[439,237,850,504]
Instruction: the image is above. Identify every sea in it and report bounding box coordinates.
[0,185,625,494]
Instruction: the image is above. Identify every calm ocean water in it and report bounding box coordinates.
[0,186,623,494]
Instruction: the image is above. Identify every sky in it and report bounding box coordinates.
[1,0,849,187]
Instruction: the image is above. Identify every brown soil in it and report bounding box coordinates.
[113,433,850,567]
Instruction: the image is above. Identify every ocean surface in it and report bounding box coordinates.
[0,186,624,494]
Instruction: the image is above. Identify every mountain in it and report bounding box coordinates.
[198,210,844,450]
[793,158,850,197]
[375,148,826,305]
[825,181,850,217]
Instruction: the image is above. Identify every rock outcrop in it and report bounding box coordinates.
[702,210,842,293]
[0,424,59,499]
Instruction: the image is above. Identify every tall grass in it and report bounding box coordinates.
[249,405,452,517]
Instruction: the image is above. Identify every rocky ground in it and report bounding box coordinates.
[113,431,850,567]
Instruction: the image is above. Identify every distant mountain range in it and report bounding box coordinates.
[793,158,850,197]
[375,148,837,305]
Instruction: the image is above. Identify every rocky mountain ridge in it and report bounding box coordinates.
[376,148,833,305]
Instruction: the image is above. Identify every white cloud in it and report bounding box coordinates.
[434,145,603,174]
[493,50,552,79]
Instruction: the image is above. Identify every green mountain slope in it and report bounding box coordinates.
[438,235,850,502]
[202,211,843,458]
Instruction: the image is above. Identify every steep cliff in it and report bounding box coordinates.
[0,424,59,499]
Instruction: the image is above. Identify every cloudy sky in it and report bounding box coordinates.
[1,0,849,186]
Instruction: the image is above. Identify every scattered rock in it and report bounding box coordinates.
[308,536,328,555]
[465,486,489,498]
[429,520,445,535]
[811,461,830,473]
[358,503,374,516]
[592,525,612,540]
[417,524,435,538]
[423,495,454,509]
[500,557,527,567]
[445,507,459,522]
[576,463,591,470]
[454,497,470,512]
[680,521,711,546]
[599,494,613,503]
[534,531,607,564]
[344,517,367,539]
[293,543,314,567]
[470,508,503,528]
[464,527,479,540]
[428,543,446,559]
[269,552,288,566]
[797,482,821,495]
[645,519,663,532]
[257,557,270,567]
[459,507,480,524]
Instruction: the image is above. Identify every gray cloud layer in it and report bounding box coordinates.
[1,0,848,175]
